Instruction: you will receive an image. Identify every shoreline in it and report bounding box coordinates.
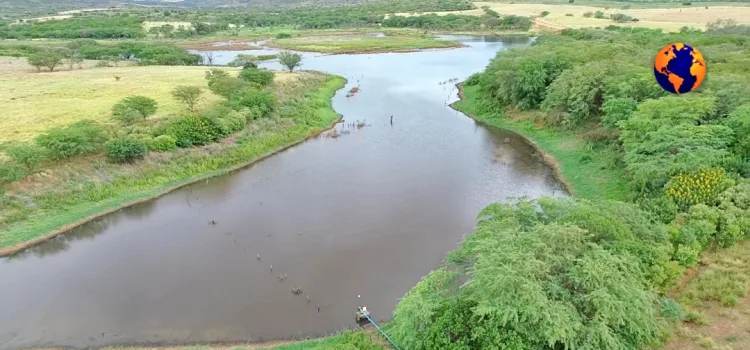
[0,77,347,257]
[449,83,576,196]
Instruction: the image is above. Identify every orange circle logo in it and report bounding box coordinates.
[653,43,706,94]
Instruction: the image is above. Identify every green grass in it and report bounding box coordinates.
[678,240,750,309]
[0,64,225,142]
[452,84,629,201]
[0,74,346,252]
[270,34,462,54]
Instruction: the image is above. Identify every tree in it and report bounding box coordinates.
[278,51,302,72]
[159,24,174,38]
[172,86,204,111]
[65,49,83,70]
[207,75,249,101]
[203,51,215,66]
[148,26,161,38]
[391,198,669,350]
[27,50,64,72]
[112,96,158,123]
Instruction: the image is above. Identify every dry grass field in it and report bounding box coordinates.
[395,1,750,32]
[0,60,231,142]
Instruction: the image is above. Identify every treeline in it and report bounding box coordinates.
[383,12,532,31]
[0,16,145,39]
[387,26,750,349]
[0,40,201,66]
[220,7,529,31]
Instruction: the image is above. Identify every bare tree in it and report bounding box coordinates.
[203,52,215,66]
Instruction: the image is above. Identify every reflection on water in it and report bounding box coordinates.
[0,35,566,350]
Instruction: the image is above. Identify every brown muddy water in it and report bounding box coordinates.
[0,35,566,349]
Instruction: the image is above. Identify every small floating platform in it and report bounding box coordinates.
[355,306,371,325]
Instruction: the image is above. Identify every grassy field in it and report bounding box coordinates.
[663,240,750,350]
[396,1,750,32]
[0,71,346,254]
[269,34,463,54]
[452,84,629,201]
[0,60,226,142]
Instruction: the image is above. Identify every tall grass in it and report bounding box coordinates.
[0,75,346,251]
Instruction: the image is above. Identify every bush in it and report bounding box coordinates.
[540,11,550,17]
[594,11,606,19]
[229,87,278,117]
[148,135,178,152]
[0,160,28,184]
[665,168,732,210]
[213,110,247,136]
[35,120,105,159]
[583,11,593,18]
[238,68,275,86]
[165,115,222,147]
[4,142,47,170]
[275,32,292,39]
[105,136,148,163]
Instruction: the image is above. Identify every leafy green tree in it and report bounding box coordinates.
[112,96,158,123]
[148,26,161,38]
[27,50,64,72]
[207,76,249,101]
[278,51,302,72]
[171,86,204,111]
[392,198,668,350]
[541,63,605,128]
[160,24,175,38]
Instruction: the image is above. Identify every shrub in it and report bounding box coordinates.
[165,115,222,147]
[583,11,593,18]
[665,168,733,210]
[275,32,291,39]
[229,87,278,117]
[594,11,606,19]
[105,136,148,163]
[112,95,158,123]
[4,142,47,170]
[565,13,573,16]
[213,110,247,136]
[35,120,105,158]
[238,68,275,86]
[148,135,178,152]
[0,160,28,184]
[540,11,550,17]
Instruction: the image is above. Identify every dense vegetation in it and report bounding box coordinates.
[389,24,750,349]
[0,16,145,39]
[383,8,532,31]
[0,39,201,65]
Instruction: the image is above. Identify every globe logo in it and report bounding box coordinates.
[654,43,706,94]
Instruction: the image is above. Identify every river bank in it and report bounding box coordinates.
[0,73,347,256]
[450,83,629,201]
